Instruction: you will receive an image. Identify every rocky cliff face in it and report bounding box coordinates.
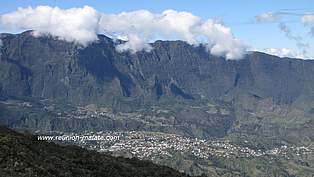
[1,31,314,144]
[1,31,314,177]
[1,31,314,107]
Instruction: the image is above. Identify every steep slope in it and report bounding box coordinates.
[0,125,200,177]
[1,31,314,143]
[1,31,314,177]
[1,31,314,106]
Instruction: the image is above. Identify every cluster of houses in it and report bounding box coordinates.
[68,131,314,160]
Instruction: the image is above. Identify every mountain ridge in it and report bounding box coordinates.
[1,31,314,143]
[1,31,314,176]
[1,31,314,106]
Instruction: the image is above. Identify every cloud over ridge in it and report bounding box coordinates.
[254,11,313,59]
[0,6,246,59]
[0,6,100,46]
[262,48,308,59]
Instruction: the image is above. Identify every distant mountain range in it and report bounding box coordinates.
[1,31,314,105]
[0,31,314,176]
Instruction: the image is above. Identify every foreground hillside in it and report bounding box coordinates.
[0,126,199,177]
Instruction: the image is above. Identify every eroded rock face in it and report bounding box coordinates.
[2,31,314,177]
[1,31,314,142]
[1,31,314,106]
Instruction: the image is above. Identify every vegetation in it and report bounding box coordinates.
[1,31,314,176]
[0,126,200,177]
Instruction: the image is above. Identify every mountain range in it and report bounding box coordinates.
[0,31,314,176]
[1,31,314,105]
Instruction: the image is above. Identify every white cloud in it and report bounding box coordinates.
[302,14,314,24]
[262,48,309,59]
[115,34,152,53]
[301,14,314,37]
[255,12,311,57]
[197,20,246,59]
[255,12,279,23]
[255,11,302,23]
[0,6,247,59]
[99,9,247,59]
[278,23,309,55]
[0,6,100,46]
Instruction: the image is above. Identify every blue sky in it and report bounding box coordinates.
[0,0,313,58]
